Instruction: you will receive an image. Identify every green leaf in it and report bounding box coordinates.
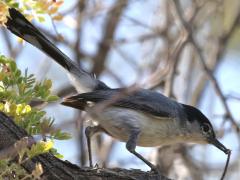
[53,130,71,140]
[15,69,21,77]
[37,16,45,22]
[9,61,17,72]
[50,148,64,159]
[11,2,19,8]
[44,79,52,89]
[47,95,59,102]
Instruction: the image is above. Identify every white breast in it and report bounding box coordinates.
[87,107,186,147]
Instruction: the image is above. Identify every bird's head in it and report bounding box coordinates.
[182,104,230,154]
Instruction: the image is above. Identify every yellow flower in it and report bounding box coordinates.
[16,104,31,115]
[22,104,31,114]
[4,102,12,113]
[28,140,54,158]
[0,103,4,111]
[39,140,54,152]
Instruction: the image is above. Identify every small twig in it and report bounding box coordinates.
[220,150,231,180]
[113,46,140,73]
[74,0,86,65]
[123,15,156,32]
[115,32,164,45]
[105,68,125,86]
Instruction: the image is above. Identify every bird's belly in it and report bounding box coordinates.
[89,107,182,147]
[136,118,182,147]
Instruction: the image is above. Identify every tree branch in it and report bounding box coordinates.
[92,0,128,76]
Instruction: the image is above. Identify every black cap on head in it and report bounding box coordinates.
[182,104,214,127]
[182,104,230,154]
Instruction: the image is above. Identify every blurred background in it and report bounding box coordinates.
[1,0,240,179]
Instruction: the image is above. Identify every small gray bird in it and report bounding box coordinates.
[5,8,229,172]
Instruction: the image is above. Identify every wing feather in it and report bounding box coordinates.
[63,88,182,118]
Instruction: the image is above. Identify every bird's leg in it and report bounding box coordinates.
[126,129,159,173]
[85,125,104,167]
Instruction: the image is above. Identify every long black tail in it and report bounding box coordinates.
[5,8,109,92]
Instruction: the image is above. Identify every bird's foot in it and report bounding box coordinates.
[93,163,100,169]
[150,165,160,174]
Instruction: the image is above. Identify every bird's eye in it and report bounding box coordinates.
[201,123,211,135]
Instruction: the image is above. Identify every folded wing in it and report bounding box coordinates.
[62,88,182,118]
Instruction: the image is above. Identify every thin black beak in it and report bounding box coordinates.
[208,137,230,154]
